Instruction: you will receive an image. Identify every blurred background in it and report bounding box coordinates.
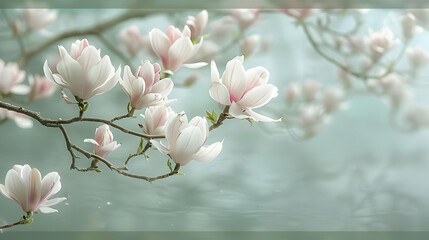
[1,9,429,232]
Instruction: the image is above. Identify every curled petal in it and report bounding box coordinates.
[238,84,278,109]
[209,82,231,106]
[193,141,223,163]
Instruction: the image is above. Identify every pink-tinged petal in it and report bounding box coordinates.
[211,60,220,83]
[149,28,171,65]
[120,65,135,96]
[27,168,42,211]
[56,46,84,98]
[90,65,121,98]
[222,58,246,102]
[244,66,269,92]
[139,61,155,88]
[182,25,192,38]
[143,109,154,134]
[44,61,68,88]
[132,93,158,109]
[84,138,100,146]
[193,141,223,163]
[189,116,209,142]
[97,141,120,158]
[5,169,28,212]
[12,165,24,173]
[209,82,231,105]
[0,184,13,201]
[151,78,173,96]
[182,62,207,69]
[61,89,76,104]
[175,126,204,155]
[167,37,194,72]
[40,172,61,202]
[76,46,101,76]
[150,140,170,155]
[228,101,248,119]
[11,85,30,95]
[238,84,278,109]
[38,206,58,213]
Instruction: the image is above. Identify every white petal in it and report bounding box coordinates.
[84,138,99,146]
[238,84,278,109]
[246,109,281,122]
[149,28,171,62]
[193,141,223,163]
[211,60,220,83]
[39,206,58,213]
[244,66,269,92]
[175,126,204,155]
[76,46,101,76]
[40,172,61,201]
[165,113,187,150]
[222,58,246,102]
[14,117,33,129]
[90,65,121,98]
[84,56,116,99]
[150,140,170,155]
[11,85,30,95]
[182,62,208,69]
[139,61,155,87]
[228,101,249,119]
[39,197,66,207]
[151,78,173,96]
[209,82,231,105]
[97,141,120,157]
[27,168,42,211]
[56,46,84,98]
[167,37,194,72]
[5,169,28,211]
[189,116,209,142]
[0,184,13,201]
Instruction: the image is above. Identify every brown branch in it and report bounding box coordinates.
[209,106,230,131]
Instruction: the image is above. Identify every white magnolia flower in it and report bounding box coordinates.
[151,113,223,166]
[209,56,280,122]
[0,108,33,128]
[365,28,398,59]
[118,26,145,57]
[322,87,344,113]
[0,60,28,95]
[0,164,66,213]
[44,39,121,101]
[240,34,260,58]
[84,124,120,158]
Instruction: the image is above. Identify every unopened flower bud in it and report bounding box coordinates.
[240,34,260,58]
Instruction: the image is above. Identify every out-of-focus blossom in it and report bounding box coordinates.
[84,124,120,158]
[28,75,57,101]
[365,28,398,59]
[323,87,344,113]
[0,108,33,128]
[284,83,300,104]
[120,61,174,110]
[229,9,260,30]
[21,9,57,31]
[0,60,28,95]
[0,164,66,213]
[297,104,325,137]
[209,56,280,122]
[387,82,410,108]
[404,105,429,129]
[407,47,429,67]
[118,26,145,57]
[410,9,429,29]
[151,113,223,166]
[44,39,120,101]
[190,40,219,63]
[402,13,420,39]
[302,80,322,101]
[346,36,366,53]
[369,73,410,108]
[209,18,235,39]
[149,26,204,72]
[187,10,208,41]
[281,9,318,21]
[140,105,175,135]
[240,34,260,58]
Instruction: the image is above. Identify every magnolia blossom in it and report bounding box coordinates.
[322,87,344,113]
[28,75,57,101]
[240,34,260,58]
[0,60,28,95]
[151,113,223,166]
[149,25,204,72]
[281,9,318,21]
[140,105,175,135]
[302,80,322,101]
[209,57,279,122]
[229,9,260,30]
[284,83,300,104]
[0,164,66,213]
[0,108,33,128]
[118,26,145,57]
[365,28,398,59]
[407,47,429,67]
[120,61,174,110]
[404,105,429,129]
[44,39,121,101]
[297,104,325,137]
[187,10,208,41]
[84,124,120,158]
[21,9,57,31]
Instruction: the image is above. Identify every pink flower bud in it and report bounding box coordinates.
[84,124,120,158]
[0,164,66,213]
[322,87,344,113]
[187,10,208,41]
[140,105,175,135]
[284,83,300,103]
[402,13,418,39]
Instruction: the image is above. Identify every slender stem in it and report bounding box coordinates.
[0,219,26,230]
[209,106,230,131]
[0,212,33,230]
[124,141,151,167]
